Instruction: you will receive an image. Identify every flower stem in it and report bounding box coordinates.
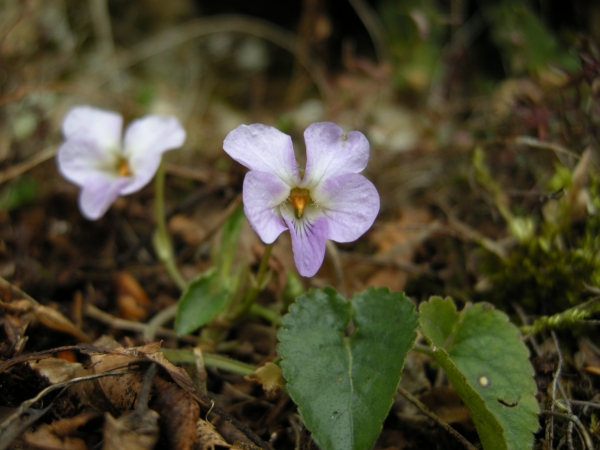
[229,242,276,320]
[249,303,282,327]
[153,162,187,291]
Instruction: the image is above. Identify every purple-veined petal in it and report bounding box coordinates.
[62,106,123,151]
[302,122,369,189]
[223,124,300,186]
[78,173,130,220]
[312,173,379,242]
[281,205,328,277]
[243,171,290,243]
[121,115,186,195]
[57,138,118,187]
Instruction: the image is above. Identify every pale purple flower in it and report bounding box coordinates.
[57,106,186,220]
[223,122,380,277]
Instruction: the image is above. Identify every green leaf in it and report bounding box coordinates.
[419,296,459,348]
[278,287,418,450]
[420,299,540,450]
[484,2,579,75]
[0,177,39,211]
[175,268,231,335]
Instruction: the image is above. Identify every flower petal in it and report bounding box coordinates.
[243,171,290,243]
[312,173,379,242]
[78,174,130,220]
[302,122,370,189]
[223,124,300,186]
[121,115,186,195]
[281,206,328,277]
[57,138,118,186]
[62,106,123,150]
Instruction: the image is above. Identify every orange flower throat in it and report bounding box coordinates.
[118,158,132,177]
[289,188,310,218]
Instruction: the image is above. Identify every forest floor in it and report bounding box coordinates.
[1,1,600,449]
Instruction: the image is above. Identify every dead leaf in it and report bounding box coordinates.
[22,423,88,450]
[34,304,91,343]
[102,362,160,450]
[22,412,99,450]
[152,376,200,450]
[145,349,198,394]
[169,214,208,245]
[196,418,231,450]
[90,337,145,414]
[418,386,474,431]
[1,314,28,354]
[29,357,87,384]
[115,271,152,306]
[103,411,160,450]
[0,277,90,343]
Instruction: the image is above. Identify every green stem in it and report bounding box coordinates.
[229,242,275,320]
[160,348,256,376]
[153,162,187,291]
[249,303,282,327]
[412,342,435,357]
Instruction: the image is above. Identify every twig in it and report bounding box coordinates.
[513,136,581,161]
[84,303,198,344]
[339,251,435,277]
[0,0,32,48]
[540,411,595,450]
[88,0,121,91]
[397,385,478,450]
[143,304,178,342]
[0,145,57,185]
[446,215,508,259]
[347,0,389,64]
[110,15,332,101]
[512,302,542,357]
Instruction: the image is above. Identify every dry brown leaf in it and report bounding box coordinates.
[102,409,160,450]
[169,214,208,245]
[418,386,474,431]
[34,304,91,343]
[22,424,87,450]
[153,376,200,450]
[1,314,28,353]
[115,271,152,306]
[29,357,87,384]
[115,271,152,320]
[22,412,99,450]
[102,362,160,450]
[364,266,407,292]
[90,337,145,414]
[117,295,149,321]
[0,276,90,343]
[195,418,231,450]
[145,349,198,394]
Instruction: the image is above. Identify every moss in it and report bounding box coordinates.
[480,199,600,314]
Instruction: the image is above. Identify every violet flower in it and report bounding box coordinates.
[223,122,379,277]
[57,106,186,220]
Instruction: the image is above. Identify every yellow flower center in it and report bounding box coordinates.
[289,187,310,218]
[117,158,131,177]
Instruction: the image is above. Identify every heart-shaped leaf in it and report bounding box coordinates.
[420,297,540,450]
[278,287,418,450]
